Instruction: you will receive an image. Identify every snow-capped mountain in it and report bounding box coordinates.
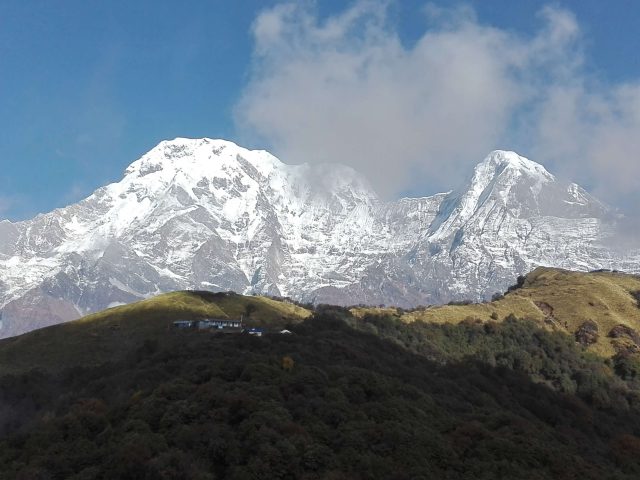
[0,138,637,337]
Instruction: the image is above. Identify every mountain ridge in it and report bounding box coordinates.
[1,138,638,337]
[3,268,640,478]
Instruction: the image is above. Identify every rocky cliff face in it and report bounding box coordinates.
[1,138,637,337]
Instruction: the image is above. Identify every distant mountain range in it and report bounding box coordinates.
[1,138,638,338]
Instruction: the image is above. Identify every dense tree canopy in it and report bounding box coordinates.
[2,310,640,479]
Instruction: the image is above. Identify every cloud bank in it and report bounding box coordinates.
[235,2,640,209]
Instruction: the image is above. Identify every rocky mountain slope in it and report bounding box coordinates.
[1,138,638,337]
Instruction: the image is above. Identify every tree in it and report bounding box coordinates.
[281,356,295,372]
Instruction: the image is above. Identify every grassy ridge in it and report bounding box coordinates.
[0,291,311,375]
[353,267,640,356]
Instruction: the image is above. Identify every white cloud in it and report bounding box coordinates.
[236,2,640,211]
[533,83,640,199]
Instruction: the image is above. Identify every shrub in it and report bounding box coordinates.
[506,275,526,293]
[575,320,599,346]
[631,291,640,308]
[491,292,504,302]
[447,299,473,306]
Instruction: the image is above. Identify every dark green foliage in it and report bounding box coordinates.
[507,275,526,293]
[244,302,257,317]
[631,291,640,308]
[2,313,640,478]
[267,295,315,311]
[614,352,640,384]
[188,290,238,302]
[313,304,353,321]
[447,299,473,306]
[353,313,640,404]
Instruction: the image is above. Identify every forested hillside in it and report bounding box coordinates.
[2,306,640,479]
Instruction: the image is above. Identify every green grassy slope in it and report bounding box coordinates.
[352,267,640,356]
[0,291,311,375]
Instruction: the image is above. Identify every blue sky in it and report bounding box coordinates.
[1,0,639,220]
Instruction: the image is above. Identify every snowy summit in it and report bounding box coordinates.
[0,138,637,337]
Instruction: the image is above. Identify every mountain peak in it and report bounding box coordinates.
[122,137,283,180]
[1,140,637,339]
[478,150,553,178]
[428,150,565,238]
[459,150,555,207]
